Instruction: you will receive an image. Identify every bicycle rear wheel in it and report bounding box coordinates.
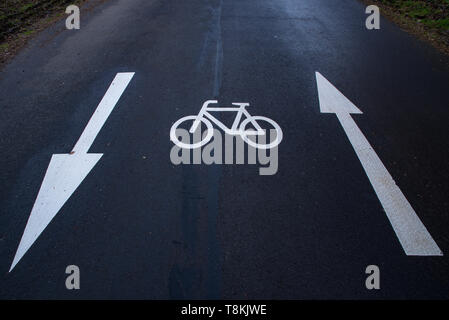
[170,116,214,149]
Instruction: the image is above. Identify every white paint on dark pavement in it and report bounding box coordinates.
[72,73,135,153]
[315,71,442,256]
[10,73,135,272]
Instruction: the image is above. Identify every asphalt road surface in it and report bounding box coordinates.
[1,0,449,299]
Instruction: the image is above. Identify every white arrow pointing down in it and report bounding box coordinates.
[316,71,442,256]
[10,72,135,271]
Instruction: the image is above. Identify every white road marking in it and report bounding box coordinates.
[316,71,442,256]
[10,72,135,271]
[72,73,135,153]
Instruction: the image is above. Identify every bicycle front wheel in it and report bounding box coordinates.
[239,116,283,149]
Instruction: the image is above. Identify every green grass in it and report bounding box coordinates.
[376,0,449,31]
[423,18,449,29]
[0,0,77,41]
[21,29,35,36]
[19,4,35,13]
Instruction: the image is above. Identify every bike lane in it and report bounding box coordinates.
[215,0,449,299]
[0,0,448,299]
[0,0,226,299]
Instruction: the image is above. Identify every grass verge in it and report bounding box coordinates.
[361,0,449,56]
[0,0,90,69]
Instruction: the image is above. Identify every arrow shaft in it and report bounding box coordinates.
[72,72,135,153]
[336,112,442,256]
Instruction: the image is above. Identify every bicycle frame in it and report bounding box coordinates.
[190,100,265,136]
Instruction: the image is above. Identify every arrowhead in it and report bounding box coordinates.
[315,72,363,114]
[9,153,102,272]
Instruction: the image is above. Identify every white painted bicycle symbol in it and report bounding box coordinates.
[170,100,283,150]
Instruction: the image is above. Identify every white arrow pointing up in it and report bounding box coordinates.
[10,72,135,271]
[316,71,442,256]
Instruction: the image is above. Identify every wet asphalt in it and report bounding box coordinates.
[0,0,449,299]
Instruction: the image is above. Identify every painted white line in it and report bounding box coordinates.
[10,73,135,272]
[72,72,135,153]
[316,71,442,256]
